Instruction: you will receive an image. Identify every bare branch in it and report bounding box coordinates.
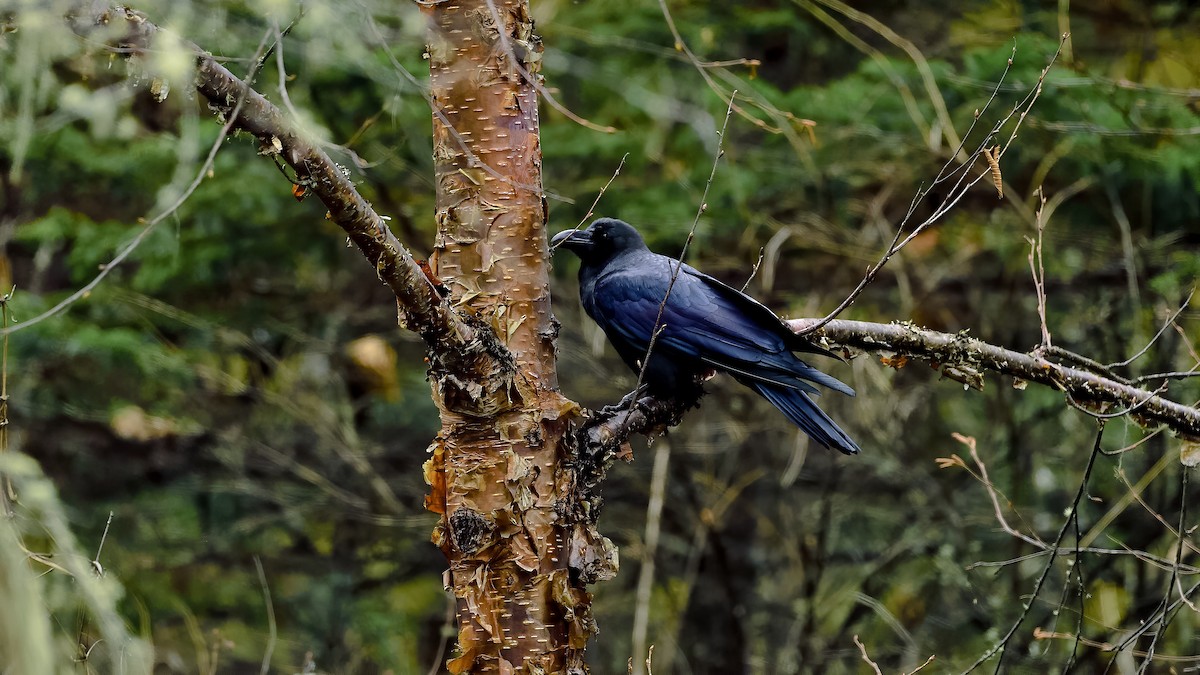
[573,314,1200,470]
[77,6,503,363]
[963,425,1104,674]
[853,635,884,675]
[790,319,1200,441]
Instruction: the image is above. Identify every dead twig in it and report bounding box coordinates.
[962,425,1104,674]
[853,635,884,675]
[1111,290,1195,370]
[1027,187,1051,350]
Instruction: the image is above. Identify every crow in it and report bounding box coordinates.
[551,218,860,455]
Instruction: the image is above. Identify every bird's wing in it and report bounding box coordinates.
[681,266,842,360]
[680,264,854,396]
[590,257,853,396]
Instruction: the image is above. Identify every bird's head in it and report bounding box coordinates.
[550,218,647,264]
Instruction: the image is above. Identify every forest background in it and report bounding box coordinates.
[1,0,1199,673]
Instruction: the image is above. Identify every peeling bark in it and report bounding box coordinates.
[421,2,598,673]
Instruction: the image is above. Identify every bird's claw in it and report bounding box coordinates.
[598,385,649,417]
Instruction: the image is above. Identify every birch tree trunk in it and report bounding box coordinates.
[421,2,597,672]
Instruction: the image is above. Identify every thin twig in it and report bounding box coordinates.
[1114,466,1200,558]
[853,635,884,675]
[2,22,276,337]
[962,425,1104,674]
[1106,581,1200,657]
[964,546,1197,575]
[549,153,629,253]
[1109,290,1194,369]
[952,434,1044,548]
[1134,370,1200,385]
[1137,468,1190,672]
[797,35,1068,337]
[271,19,304,122]
[1027,187,1052,350]
[741,246,766,293]
[1063,381,1169,421]
[90,511,114,577]
[907,654,936,675]
[633,92,736,396]
[1034,628,1200,663]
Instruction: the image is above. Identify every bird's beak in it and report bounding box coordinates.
[550,228,592,253]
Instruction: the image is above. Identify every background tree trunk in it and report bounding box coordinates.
[421,2,591,672]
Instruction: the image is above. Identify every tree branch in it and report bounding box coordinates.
[789,319,1200,441]
[78,6,505,366]
[574,318,1200,460]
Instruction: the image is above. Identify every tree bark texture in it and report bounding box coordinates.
[421,3,601,673]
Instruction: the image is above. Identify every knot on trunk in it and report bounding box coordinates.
[449,507,497,554]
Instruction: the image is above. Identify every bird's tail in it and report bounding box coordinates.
[746,380,861,455]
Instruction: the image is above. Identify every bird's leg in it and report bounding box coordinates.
[599,384,649,416]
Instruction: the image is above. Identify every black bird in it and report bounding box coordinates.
[551,218,860,455]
